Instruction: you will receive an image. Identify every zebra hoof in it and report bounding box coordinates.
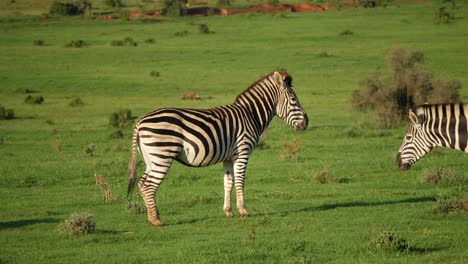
[150,220,164,227]
[225,211,234,218]
[241,212,250,218]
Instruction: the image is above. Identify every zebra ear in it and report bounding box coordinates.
[408,110,418,124]
[272,71,284,88]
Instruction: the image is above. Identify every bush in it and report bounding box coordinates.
[368,230,409,254]
[58,212,95,235]
[64,40,86,48]
[109,109,136,128]
[103,0,124,8]
[109,129,124,139]
[25,95,44,104]
[49,1,91,16]
[351,47,461,127]
[313,168,342,184]
[0,105,15,120]
[161,0,187,16]
[69,98,84,107]
[110,37,138,47]
[433,193,468,214]
[33,39,45,46]
[198,23,214,34]
[434,1,457,24]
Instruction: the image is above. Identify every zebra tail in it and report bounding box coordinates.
[127,126,139,197]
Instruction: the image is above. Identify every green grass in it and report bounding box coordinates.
[1,2,468,263]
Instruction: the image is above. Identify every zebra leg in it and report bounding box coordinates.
[138,152,174,226]
[223,161,234,218]
[234,159,249,218]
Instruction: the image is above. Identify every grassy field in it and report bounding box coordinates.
[1,1,468,263]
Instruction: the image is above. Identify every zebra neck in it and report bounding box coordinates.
[234,91,276,136]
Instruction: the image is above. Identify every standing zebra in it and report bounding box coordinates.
[128,70,309,226]
[397,103,468,171]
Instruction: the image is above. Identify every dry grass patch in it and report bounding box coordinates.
[57,212,95,235]
[95,174,116,203]
[433,193,468,214]
[279,139,302,161]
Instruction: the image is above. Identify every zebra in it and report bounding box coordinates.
[396,103,468,171]
[128,70,309,226]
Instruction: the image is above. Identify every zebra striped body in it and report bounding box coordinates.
[397,103,468,171]
[128,71,308,226]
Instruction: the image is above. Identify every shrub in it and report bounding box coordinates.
[33,39,45,46]
[434,1,457,24]
[368,230,409,254]
[64,39,86,48]
[57,212,95,235]
[339,29,354,36]
[313,167,342,184]
[69,98,84,107]
[110,37,138,47]
[0,105,15,120]
[103,0,124,8]
[279,139,302,161]
[49,1,91,16]
[145,38,156,44]
[150,71,160,77]
[351,47,461,127]
[109,109,136,128]
[433,193,468,214]
[174,30,189,37]
[25,95,44,104]
[109,129,124,139]
[85,144,96,156]
[161,0,187,16]
[198,23,214,34]
[95,174,116,203]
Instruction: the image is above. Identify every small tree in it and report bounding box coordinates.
[351,47,461,127]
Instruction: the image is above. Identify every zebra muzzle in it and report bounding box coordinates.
[396,152,411,171]
[295,114,308,131]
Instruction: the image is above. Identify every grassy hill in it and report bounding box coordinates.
[1,1,468,263]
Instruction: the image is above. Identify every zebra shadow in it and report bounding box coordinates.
[298,196,436,212]
[0,218,60,230]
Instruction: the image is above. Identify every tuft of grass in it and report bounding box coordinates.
[182,91,201,100]
[109,109,136,128]
[433,193,468,214]
[419,168,468,188]
[110,37,138,47]
[126,199,147,214]
[33,39,45,46]
[368,230,410,254]
[69,98,84,107]
[150,70,160,77]
[245,228,256,242]
[339,29,354,36]
[313,167,342,184]
[0,105,15,120]
[198,23,214,34]
[57,212,95,235]
[24,95,44,104]
[317,51,334,58]
[109,129,125,139]
[145,38,156,44]
[95,174,116,203]
[15,88,39,94]
[174,30,189,37]
[85,144,96,156]
[343,127,361,137]
[64,40,87,48]
[279,139,302,161]
[51,138,63,153]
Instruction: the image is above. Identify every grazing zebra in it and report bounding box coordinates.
[128,70,309,226]
[397,103,468,171]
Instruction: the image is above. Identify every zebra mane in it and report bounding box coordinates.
[234,70,292,104]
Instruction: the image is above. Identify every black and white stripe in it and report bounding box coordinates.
[128,71,308,226]
[396,103,468,170]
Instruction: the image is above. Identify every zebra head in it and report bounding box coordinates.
[396,108,434,171]
[272,71,308,131]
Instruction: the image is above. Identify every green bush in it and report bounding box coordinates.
[198,23,214,34]
[0,105,15,120]
[57,212,96,235]
[368,230,409,254]
[161,0,187,16]
[64,40,87,48]
[351,47,461,127]
[103,0,124,8]
[109,109,136,128]
[49,1,91,16]
[25,95,44,104]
